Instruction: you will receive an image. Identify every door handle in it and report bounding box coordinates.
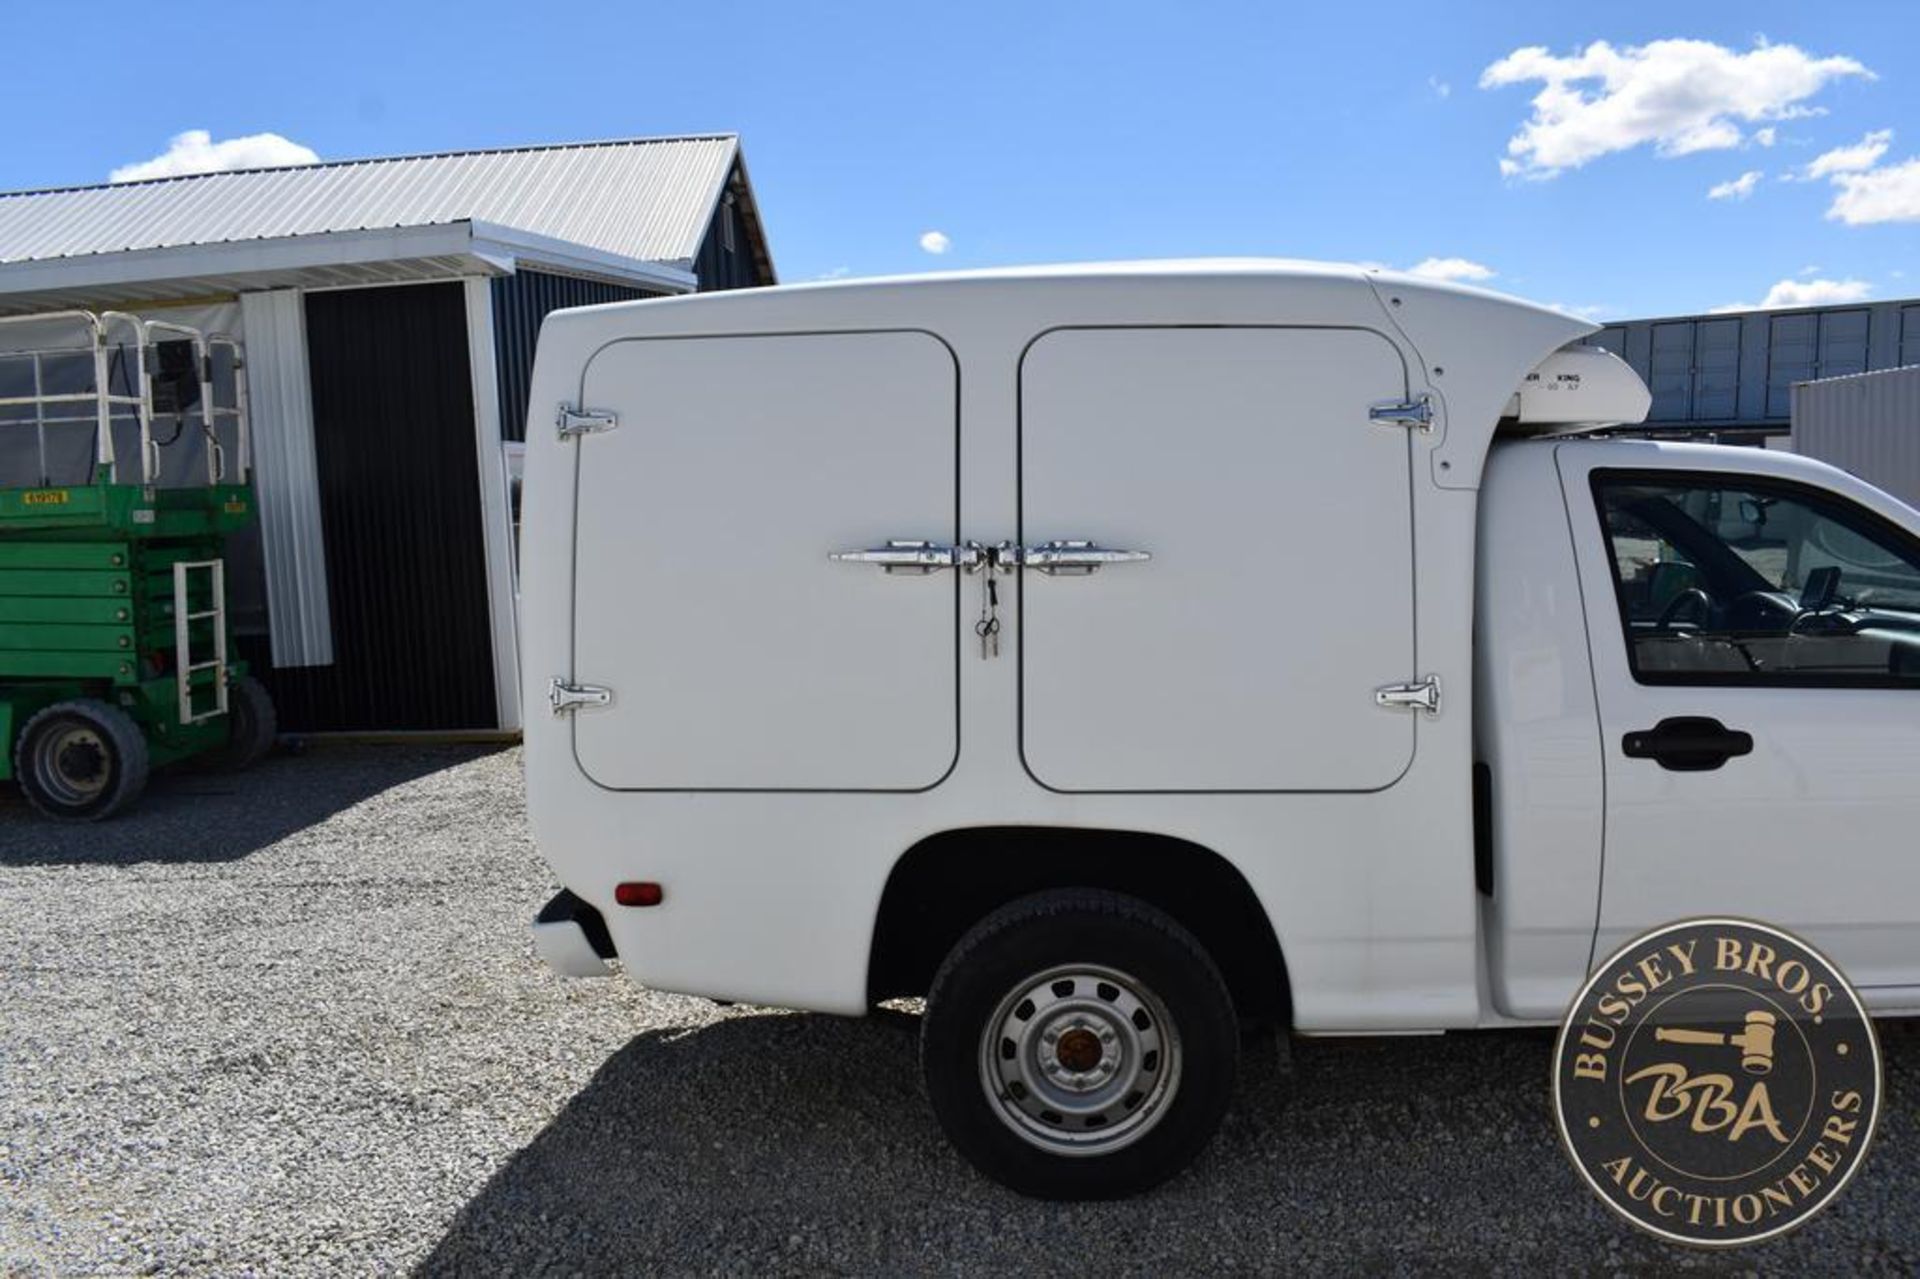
[1622,717,1754,772]
[829,539,983,574]
[1004,539,1151,576]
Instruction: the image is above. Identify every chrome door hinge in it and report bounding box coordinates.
[1374,676,1440,715]
[557,405,618,440]
[1368,394,1434,432]
[549,678,612,715]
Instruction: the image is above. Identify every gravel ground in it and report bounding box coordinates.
[0,744,1914,1275]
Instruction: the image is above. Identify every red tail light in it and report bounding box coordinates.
[614,881,664,908]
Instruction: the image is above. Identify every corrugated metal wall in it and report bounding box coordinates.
[1792,365,1920,511]
[491,271,664,442]
[238,289,335,667]
[1593,299,1920,434]
[693,189,768,292]
[251,282,497,731]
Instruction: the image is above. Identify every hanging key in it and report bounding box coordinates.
[974,613,1000,658]
[974,572,1001,659]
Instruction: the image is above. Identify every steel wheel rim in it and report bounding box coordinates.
[978,962,1181,1156]
[35,725,111,806]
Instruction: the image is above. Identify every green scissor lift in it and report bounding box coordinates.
[0,310,275,820]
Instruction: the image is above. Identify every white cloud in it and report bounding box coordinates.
[1428,75,1452,100]
[1805,128,1893,178]
[1708,170,1764,200]
[1479,39,1870,178]
[1710,277,1873,312]
[1406,256,1495,283]
[1786,128,1920,224]
[1546,301,1612,320]
[1753,127,1778,147]
[918,230,951,255]
[1827,157,1920,223]
[110,129,319,183]
[1759,277,1872,306]
[813,265,852,281]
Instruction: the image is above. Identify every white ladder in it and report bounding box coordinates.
[172,559,229,725]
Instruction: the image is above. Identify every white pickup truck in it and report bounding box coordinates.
[519,262,1920,1198]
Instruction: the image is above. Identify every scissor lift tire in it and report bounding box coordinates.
[13,699,150,822]
[208,674,277,772]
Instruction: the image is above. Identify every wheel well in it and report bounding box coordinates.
[868,827,1290,1025]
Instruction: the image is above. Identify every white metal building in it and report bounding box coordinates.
[0,135,775,733]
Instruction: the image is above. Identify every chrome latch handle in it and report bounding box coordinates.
[830,539,984,575]
[1014,539,1152,576]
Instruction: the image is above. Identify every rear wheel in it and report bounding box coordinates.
[207,674,277,771]
[14,699,150,821]
[921,888,1238,1199]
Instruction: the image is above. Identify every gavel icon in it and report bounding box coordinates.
[1654,1010,1778,1075]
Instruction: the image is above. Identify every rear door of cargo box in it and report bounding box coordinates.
[1018,326,1417,792]
[570,330,959,791]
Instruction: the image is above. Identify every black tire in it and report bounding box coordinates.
[207,674,277,771]
[13,699,150,822]
[922,888,1238,1199]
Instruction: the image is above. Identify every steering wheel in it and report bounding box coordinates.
[1655,587,1713,633]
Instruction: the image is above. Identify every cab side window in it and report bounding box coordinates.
[1593,472,1920,687]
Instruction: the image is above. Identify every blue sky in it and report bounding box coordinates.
[3,1,1916,320]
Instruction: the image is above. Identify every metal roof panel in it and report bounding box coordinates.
[0,135,740,267]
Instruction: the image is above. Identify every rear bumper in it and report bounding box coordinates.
[531,889,617,977]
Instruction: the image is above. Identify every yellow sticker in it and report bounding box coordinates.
[223,500,247,514]
[21,489,69,506]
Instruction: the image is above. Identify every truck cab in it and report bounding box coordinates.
[1480,437,1920,1018]
[518,262,1920,1197]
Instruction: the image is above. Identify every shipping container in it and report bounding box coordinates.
[1592,299,1919,439]
[1791,364,1920,511]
